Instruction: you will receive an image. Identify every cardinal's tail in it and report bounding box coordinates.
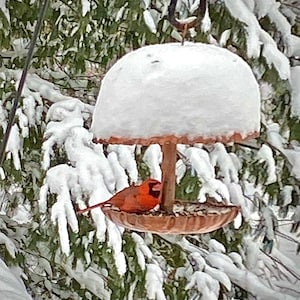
[76,202,106,214]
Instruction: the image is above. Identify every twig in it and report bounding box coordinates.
[275,229,300,244]
[260,248,300,281]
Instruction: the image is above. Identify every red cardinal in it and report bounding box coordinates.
[77,179,161,214]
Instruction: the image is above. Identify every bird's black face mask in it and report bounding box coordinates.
[148,182,161,198]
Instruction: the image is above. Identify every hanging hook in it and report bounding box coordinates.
[168,0,207,44]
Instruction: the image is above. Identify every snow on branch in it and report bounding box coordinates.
[39,164,79,256]
[142,144,162,181]
[46,98,93,122]
[184,146,214,182]
[185,251,231,298]
[182,146,231,203]
[224,0,290,80]
[198,178,230,203]
[42,117,84,170]
[1,70,88,174]
[145,263,166,300]
[256,144,277,184]
[227,182,252,221]
[5,124,21,171]
[266,123,300,180]
[64,259,111,299]
[143,10,157,33]
[107,151,129,192]
[0,232,17,258]
[156,235,240,300]
[41,95,130,276]
[291,66,300,118]
[25,73,81,104]
[64,127,116,192]
[185,271,219,300]
[206,251,295,300]
[132,232,153,271]
[106,219,126,275]
[0,258,32,300]
[107,144,138,184]
[209,143,239,184]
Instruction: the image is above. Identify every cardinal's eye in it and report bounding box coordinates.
[150,189,160,198]
[148,182,161,198]
[149,182,154,189]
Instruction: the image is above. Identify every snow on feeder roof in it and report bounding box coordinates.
[90,42,261,234]
[92,43,260,145]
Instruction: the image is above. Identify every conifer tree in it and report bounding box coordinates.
[0,0,299,299]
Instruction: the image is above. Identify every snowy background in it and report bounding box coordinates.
[0,0,300,299]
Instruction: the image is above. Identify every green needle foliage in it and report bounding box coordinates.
[0,1,299,299]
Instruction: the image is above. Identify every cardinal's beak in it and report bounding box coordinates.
[152,182,162,192]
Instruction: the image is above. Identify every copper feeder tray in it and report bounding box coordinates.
[102,199,240,234]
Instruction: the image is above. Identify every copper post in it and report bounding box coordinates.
[160,142,177,212]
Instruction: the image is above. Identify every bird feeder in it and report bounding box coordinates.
[91,43,260,234]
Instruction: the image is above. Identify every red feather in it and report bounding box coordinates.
[77,179,161,214]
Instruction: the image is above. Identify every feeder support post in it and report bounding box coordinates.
[160,142,177,212]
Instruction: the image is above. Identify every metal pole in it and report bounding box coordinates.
[0,0,49,167]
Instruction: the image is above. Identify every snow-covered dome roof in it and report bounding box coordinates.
[92,43,260,145]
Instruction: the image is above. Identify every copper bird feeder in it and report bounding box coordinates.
[91,43,260,234]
